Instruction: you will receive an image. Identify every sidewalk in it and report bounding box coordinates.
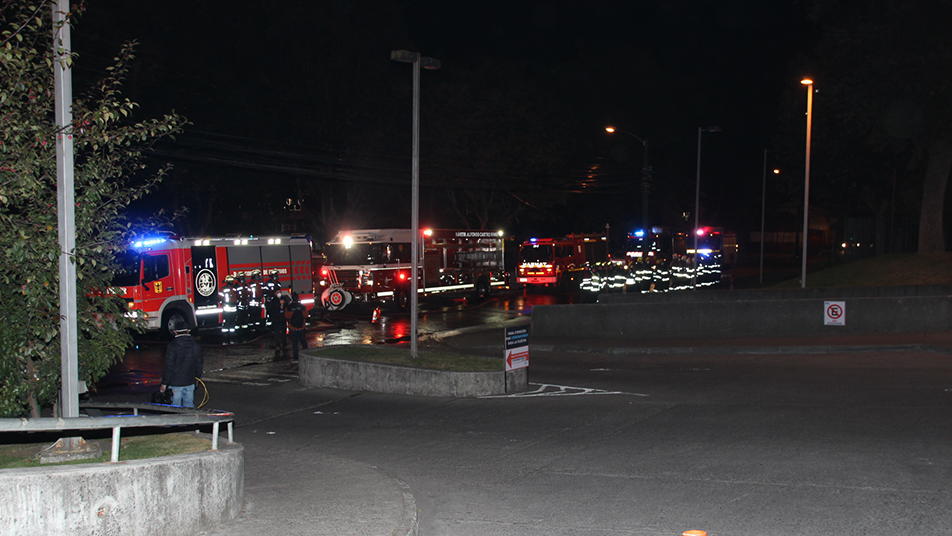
[193,356,417,536]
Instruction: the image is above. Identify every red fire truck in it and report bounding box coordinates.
[113,234,316,336]
[317,228,508,312]
[516,234,608,289]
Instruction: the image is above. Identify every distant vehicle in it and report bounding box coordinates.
[317,228,508,313]
[516,234,608,290]
[113,234,316,336]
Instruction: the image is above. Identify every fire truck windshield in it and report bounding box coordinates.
[326,243,408,265]
[112,251,142,287]
[519,244,553,263]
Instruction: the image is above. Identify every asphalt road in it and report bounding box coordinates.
[198,341,952,536]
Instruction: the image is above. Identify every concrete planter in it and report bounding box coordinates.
[300,347,528,397]
[0,441,243,536]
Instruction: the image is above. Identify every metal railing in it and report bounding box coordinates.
[0,403,235,463]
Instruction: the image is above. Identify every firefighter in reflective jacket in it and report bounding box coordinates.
[220,275,239,335]
[264,270,282,298]
[262,270,283,327]
[249,270,264,330]
[236,274,250,330]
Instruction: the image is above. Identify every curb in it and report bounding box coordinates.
[530,343,952,356]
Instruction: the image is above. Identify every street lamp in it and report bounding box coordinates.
[605,127,651,231]
[800,78,814,289]
[693,126,721,288]
[759,152,780,285]
[391,50,441,358]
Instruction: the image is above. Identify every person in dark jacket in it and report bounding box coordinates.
[161,319,204,407]
[267,293,289,359]
[285,293,308,360]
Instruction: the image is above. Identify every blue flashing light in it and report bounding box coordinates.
[132,237,168,249]
[633,229,645,238]
[530,238,537,243]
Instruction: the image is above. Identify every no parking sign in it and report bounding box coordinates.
[824,301,846,326]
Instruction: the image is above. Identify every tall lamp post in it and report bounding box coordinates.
[693,126,721,288]
[391,50,441,358]
[605,127,650,231]
[759,152,780,285]
[800,78,814,289]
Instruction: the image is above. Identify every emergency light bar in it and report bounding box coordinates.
[131,237,168,249]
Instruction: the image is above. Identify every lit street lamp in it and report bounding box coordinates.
[391,50,441,358]
[605,127,651,231]
[693,126,721,288]
[800,78,814,289]
[759,151,780,285]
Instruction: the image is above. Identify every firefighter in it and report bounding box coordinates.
[235,274,250,331]
[262,270,283,327]
[248,270,264,330]
[264,270,282,298]
[220,275,239,335]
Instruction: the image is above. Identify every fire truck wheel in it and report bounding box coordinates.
[162,310,189,339]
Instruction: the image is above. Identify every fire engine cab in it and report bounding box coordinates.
[113,234,316,336]
[318,228,508,312]
[516,234,608,288]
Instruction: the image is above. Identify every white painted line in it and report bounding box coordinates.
[480,383,647,399]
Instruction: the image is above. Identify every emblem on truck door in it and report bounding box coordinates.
[196,269,217,297]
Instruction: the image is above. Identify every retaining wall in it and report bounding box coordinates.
[0,441,244,536]
[300,349,528,396]
[533,285,952,340]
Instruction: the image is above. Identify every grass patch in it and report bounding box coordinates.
[773,253,952,288]
[0,432,211,469]
[316,345,503,372]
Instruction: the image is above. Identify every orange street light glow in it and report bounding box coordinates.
[605,127,616,133]
[801,78,814,85]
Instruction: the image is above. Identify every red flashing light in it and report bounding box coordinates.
[398,272,407,281]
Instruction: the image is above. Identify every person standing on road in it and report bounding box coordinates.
[285,292,308,360]
[267,293,289,359]
[161,319,204,408]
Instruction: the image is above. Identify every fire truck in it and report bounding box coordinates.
[516,234,608,289]
[317,228,508,312]
[113,234,316,336]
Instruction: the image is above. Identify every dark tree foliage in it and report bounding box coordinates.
[0,1,186,417]
[802,0,952,253]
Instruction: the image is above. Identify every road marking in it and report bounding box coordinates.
[480,383,647,399]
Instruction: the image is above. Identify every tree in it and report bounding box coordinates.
[0,1,186,417]
[808,0,952,253]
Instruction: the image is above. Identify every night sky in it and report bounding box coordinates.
[70,1,821,247]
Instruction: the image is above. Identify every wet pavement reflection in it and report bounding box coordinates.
[95,289,576,397]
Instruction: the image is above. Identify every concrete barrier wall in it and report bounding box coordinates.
[533,286,952,340]
[0,441,244,536]
[597,284,952,304]
[300,351,528,396]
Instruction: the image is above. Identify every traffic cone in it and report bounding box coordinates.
[682,531,707,536]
